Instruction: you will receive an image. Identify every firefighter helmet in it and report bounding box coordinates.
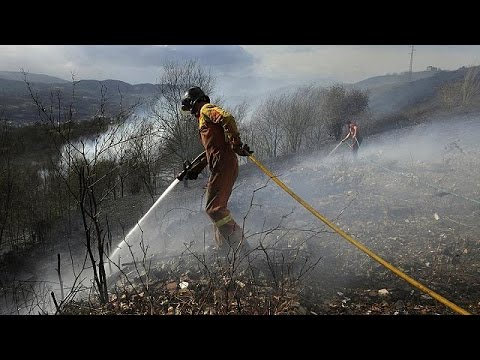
[181,86,208,114]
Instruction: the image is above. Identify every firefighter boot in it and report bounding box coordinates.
[213,222,249,259]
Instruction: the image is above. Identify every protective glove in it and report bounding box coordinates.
[186,170,200,180]
[181,160,199,180]
[233,143,253,157]
[183,153,207,180]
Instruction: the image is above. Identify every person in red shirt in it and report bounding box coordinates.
[181,86,252,258]
[341,120,363,158]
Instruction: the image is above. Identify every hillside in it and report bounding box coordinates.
[0,73,159,125]
[94,112,480,315]
[1,67,480,315]
[2,111,479,315]
[352,70,438,91]
[0,71,69,84]
[1,67,475,128]
[352,66,478,118]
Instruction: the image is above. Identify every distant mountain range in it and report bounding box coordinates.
[0,66,475,126]
[0,72,159,125]
[0,71,70,84]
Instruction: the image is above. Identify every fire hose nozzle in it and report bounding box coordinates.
[177,151,207,181]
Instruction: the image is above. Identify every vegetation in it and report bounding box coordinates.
[1,62,480,314]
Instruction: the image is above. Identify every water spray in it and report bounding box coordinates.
[108,151,207,272]
[327,141,344,157]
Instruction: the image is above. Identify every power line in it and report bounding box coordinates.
[409,45,416,81]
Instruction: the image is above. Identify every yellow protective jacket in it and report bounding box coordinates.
[197,103,241,172]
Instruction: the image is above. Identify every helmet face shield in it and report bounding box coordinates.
[181,86,206,114]
[181,97,193,112]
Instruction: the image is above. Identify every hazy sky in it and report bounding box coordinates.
[1,45,480,102]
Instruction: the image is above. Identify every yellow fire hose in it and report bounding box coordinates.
[248,154,471,315]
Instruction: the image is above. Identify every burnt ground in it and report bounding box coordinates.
[3,113,480,315]
[281,114,480,315]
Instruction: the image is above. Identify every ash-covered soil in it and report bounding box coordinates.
[87,113,480,315]
[4,112,480,315]
[270,114,480,314]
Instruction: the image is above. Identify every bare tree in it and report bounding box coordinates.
[151,60,214,169]
[0,118,13,249]
[461,66,480,105]
[280,85,320,154]
[248,96,284,159]
[439,82,461,108]
[438,66,480,108]
[304,87,330,150]
[23,71,139,304]
[319,84,369,141]
[127,120,159,200]
[229,100,250,130]
[243,83,368,159]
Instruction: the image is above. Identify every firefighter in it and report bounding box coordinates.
[341,120,363,158]
[180,86,253,257]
